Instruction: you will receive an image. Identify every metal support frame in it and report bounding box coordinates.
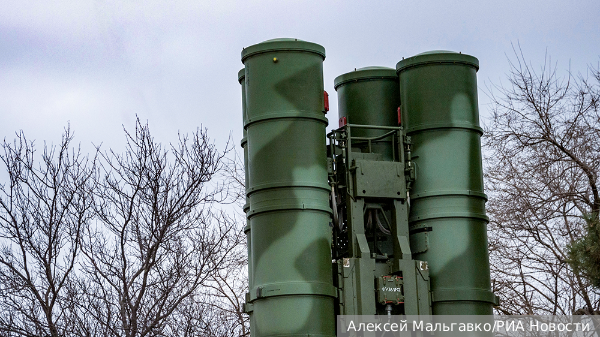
[328,124,431,316]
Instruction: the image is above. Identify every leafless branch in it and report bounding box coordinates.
[484,46,600,314]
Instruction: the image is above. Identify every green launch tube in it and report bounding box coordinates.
[397,51,496,315]
[242,38,335,336]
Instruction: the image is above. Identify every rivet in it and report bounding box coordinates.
[273,57,278,63]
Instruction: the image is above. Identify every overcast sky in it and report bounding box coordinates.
[1,0,599,153]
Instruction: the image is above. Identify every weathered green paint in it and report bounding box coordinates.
[242,38,335,336]
[396,51,495,315]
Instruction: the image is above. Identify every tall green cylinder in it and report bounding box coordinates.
[334,67,399,159]
[242,39,335,336]
[396,51,495,315]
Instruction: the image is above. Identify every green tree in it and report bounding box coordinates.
[568,214,600,291]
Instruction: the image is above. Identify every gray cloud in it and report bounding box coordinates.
[0,0,598,153]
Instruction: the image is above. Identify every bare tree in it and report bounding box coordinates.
[79,119,243,337]
[200,258,249,337]
[165,140,250,337]
[484,46,600,314]
[203,139,249,336]
[0,128,96,337]
[162,250,248,337]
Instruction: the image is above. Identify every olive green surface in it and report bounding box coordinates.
[396,51,495,315]
[334,67,399,160]
[239,68,250,214]
[238,68,251,268]
[242,38,335,336]
[331,66,431,316]
[239,67,256,337]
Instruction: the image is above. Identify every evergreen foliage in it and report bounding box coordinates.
[568,214,600,289]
